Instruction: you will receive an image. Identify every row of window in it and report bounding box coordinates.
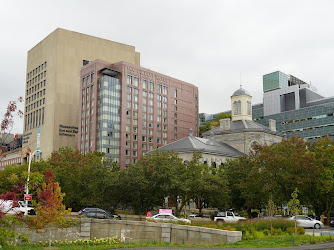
[26,80,46,97]
[82,73,95,87]
[282,123,334,134]
[27,62,47,79]
[26,98,45,112]
[126,75,169,95]
[25,108,45,131]
[280,113,334,125]
[26,71,47,90]
[233,101,252,115]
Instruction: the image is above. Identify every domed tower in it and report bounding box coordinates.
[231,86,252,121]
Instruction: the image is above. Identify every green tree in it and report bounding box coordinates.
[308,137,334,223]
[224,155,267,218]
[287,188,300,236]
[199,113,231,137]
[254,137,316,205]
[266,199,277,236]
[47,147,119,211]
[215,112,231,121]
[199,122,211,137]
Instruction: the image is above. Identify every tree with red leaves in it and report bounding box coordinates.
[0,187,29,247]
[0,97,23,163]
[26,169,72,231]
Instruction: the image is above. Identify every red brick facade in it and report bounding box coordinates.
[79,60,199,167]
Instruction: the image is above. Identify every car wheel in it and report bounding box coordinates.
[314,223,321,229]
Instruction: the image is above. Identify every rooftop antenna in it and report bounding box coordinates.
[240,71,242,89]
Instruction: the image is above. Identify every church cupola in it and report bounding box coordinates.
[231,86,252,121]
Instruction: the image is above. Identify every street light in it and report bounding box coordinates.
[25,149,41,215]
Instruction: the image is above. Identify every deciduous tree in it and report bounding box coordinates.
[0,97,23,163]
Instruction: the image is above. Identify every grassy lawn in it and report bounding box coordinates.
[13,235,334,249]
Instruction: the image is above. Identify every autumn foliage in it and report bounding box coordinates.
[0,97,23,162]
[26,169,72,230]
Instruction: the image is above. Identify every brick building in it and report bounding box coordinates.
[79,60,199,167]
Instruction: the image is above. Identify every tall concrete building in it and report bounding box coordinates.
[79,60,199,167]
[22,28,140,162]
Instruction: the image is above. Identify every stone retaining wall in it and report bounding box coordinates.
[15,219,242,244]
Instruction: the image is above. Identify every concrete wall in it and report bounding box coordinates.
[89,219,242,244]
[15,218,242,244]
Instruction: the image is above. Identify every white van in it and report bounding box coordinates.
[0,199,35,215]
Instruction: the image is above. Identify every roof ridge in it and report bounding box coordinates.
[188,136,197,149]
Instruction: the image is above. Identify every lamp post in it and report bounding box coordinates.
[25,149,41,215]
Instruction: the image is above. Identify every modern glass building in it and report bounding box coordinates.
[96,74,121,161]
[200,71,334,141]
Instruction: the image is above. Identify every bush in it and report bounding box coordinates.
[287,227,305,235]
[263,229,270,236]
[297,227,305,235]
[32,237,120,247]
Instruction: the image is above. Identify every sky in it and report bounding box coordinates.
[1,0,334,133]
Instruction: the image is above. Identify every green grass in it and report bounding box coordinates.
[12,235,334,249]
[191,219,295,233]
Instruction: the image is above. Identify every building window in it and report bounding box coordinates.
[247,101,252,115]
[233,100,241,115]
[149,81,154,91]
[157,84,162,93]
[133,76,139,86]
[163,86,168,95]
[143,90,147,97]
[143,79,147,89]
[127,74,132,85]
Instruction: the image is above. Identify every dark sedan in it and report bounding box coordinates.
[78,208,121,220]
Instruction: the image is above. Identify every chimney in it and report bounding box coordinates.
[220,118,231,131]
[268,119,276,132]
[189,128,193,137]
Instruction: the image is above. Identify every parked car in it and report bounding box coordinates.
[329,218,334,228]
[147,213,191,224]
[212,211,246,223]
[0,199,35,215]
[288,215,324,229]
[78,208,121,220]
[146,210,159,219]
[188,214,201,219]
